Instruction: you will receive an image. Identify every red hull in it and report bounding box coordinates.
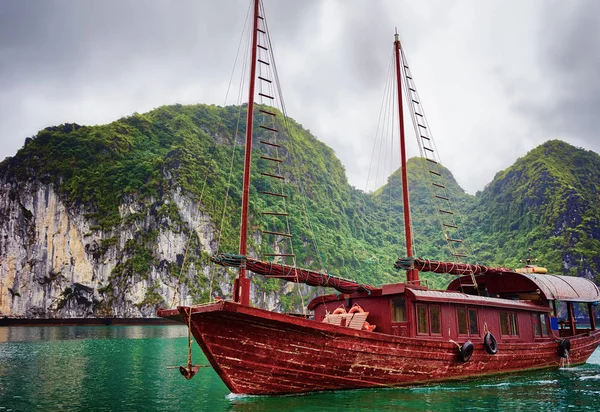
[159,301,600,395]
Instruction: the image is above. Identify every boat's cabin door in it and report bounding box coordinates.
[391,296,409,336]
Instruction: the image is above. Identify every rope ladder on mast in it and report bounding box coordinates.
[252,3,297,269]
[399,46,478,292]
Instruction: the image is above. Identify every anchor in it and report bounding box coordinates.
[178,364,201,380]
[166,306,209,380]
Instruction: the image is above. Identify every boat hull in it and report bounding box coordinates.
[158,301,600,395]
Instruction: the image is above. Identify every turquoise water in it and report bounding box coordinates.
[1,325,599,411]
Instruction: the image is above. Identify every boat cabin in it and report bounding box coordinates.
[308,272,599,343]
[448,271,600,337]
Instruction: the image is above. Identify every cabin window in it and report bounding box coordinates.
[540,313,548,336]
[532,314,541,336]
[457,308,468,335]
[430,305,441,335]
[417,304,428,334]
[468,309,478,335]
[392,297,406,322]
[457,308,478,336]
[500,312,519,336]
[532,313,549,337]
[416,304,441,335]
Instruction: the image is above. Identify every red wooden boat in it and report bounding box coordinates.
[158,0,600,395]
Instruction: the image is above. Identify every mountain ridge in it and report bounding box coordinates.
[0,104,598,317]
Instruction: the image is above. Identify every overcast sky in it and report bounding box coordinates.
[1,0,599,194]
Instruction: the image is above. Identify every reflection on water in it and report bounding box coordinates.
[0,325,188,343]
[0,325,599,411]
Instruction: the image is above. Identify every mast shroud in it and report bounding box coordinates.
[235,0,260,305]
[394,33,419,284]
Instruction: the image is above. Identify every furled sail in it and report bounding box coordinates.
[212,253,376,294]
[395,257,512,276]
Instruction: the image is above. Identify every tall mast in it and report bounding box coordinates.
[234,0,260,305]
[394,32,419,284]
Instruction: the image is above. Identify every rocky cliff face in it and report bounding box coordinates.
[0,179,293,318]
[0,104,360,319]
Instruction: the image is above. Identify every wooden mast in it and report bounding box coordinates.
[234,0,260,305]
[394,32,419,284]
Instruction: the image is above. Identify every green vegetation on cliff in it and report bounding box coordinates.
[467,140,600,283]
[2,104,599,306]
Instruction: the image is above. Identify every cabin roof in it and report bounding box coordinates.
[448,272,600,303]
[406,288,551,312]
[520,273,600,302]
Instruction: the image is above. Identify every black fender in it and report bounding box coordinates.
[558,338,571,358]
[459,340,474,363]
[483,332,498,355]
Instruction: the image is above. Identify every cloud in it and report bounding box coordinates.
[513,0,600,155]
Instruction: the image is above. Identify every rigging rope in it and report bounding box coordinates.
[399,45,479,292]
[365,51,395,192]
[400,47,474,265]
[178,306,200,380]
[386,67,396,248]
[263,9,328,279]
[209,9,253,302]
[224,0,253,105]
[261,3,316,314]
[168,23,253,305]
